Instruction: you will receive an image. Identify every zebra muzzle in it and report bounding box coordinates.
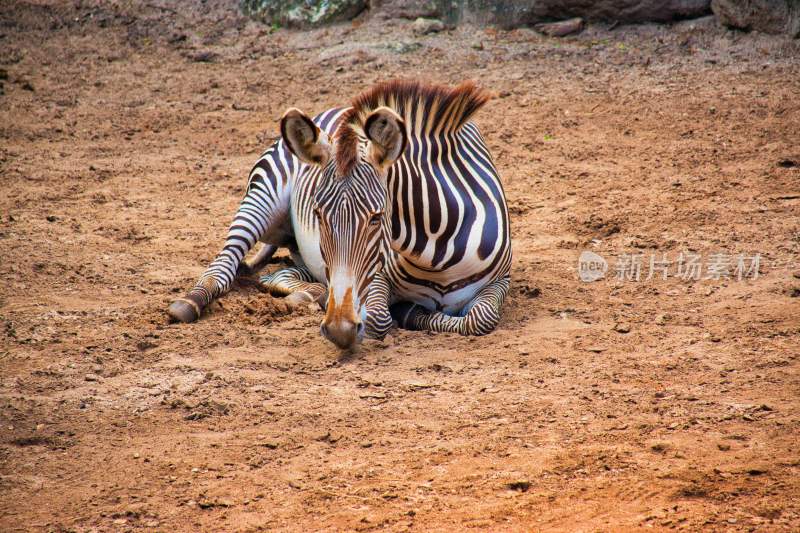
[320,287,364,349]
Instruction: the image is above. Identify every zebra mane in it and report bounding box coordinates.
[334,80,492,175]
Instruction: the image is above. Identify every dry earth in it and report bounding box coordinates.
[1,1,799,531]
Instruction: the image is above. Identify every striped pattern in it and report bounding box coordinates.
[170,81,511,340]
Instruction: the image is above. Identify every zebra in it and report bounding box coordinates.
[168,80,512,349]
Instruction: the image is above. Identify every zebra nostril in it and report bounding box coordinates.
[356,322,365,336]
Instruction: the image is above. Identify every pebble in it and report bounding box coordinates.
[534,17,584,37]
[586,346,607,353]
[412,18,444,35]
[506,480,531,492]
[84,373,101,382]
[655,314,667,325]
[613,322,631,333]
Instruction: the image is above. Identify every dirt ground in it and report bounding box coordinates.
[1,1,799,531]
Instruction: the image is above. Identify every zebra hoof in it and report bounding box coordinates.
[167,299,200,323]
[390,302,428,330]
[285,291,314,307]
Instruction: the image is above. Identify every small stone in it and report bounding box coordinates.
[84,373,101,382]
[113,518,127,525]
[506,480,531,492]
[650,442,669,453]
[190,51,218,63]
[717,443,731,451]
[654,314,667,326]
[412,18,444,35]
[35,423,44,431]
[133,452,140,459]
[46,215,58,222]
[534,17,584,37]
[613,322,631,334]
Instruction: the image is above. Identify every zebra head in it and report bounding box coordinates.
[280,106,407,349]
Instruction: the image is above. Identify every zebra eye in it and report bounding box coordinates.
[369,213,382,227]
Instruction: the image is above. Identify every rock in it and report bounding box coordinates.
[650,442,670,453]
[613,322,631,333]
[412,17,445,34]
[455,0,711,29]
[189,51,218,63]
[711,0,800,37]
[534,17,584,36]
[245,0,711,29]
[242,0,368,28]
[654,313,668,325]
[387,41,423,54]
[372,0,449,20]
[84,373,101,382]
[506,479,531,492]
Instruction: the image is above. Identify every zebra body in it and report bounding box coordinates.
[168,81,512,348]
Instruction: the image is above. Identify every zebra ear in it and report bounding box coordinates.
[364,107,407,172]
[280,108,331,166]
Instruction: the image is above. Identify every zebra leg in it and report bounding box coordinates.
[167,141,295,324]
[260,266,326,307]
[363,273,393,340]
[391,275,510,336]
[236,244,278,278]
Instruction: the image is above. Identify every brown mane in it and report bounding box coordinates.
[334,80,492,175]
